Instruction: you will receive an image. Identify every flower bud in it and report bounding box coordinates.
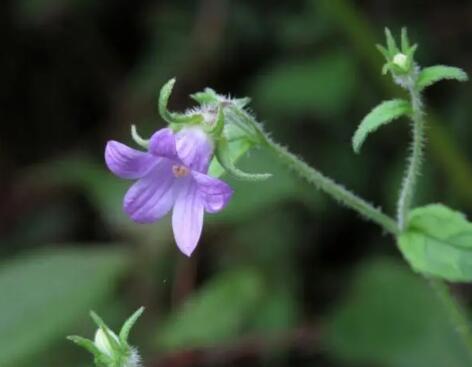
[393,53,408,70]
[68,307,145,367]
[94,328,119,357]
[377,28,418,80]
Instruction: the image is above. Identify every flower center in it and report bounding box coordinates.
[172,165,189,177]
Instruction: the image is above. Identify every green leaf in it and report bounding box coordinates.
[326,258,470,367]
[156,269,265,351]
[352,99,411,153]
[398,204,472,281]
[417,65,468,91]
[0,247,128,367]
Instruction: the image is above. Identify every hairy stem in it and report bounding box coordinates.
[263,136,398,235]
[429,278,472,356]
[234,103,472,358]
[397,83,424,230]
[395,78,472,358]
[229,105,398,234]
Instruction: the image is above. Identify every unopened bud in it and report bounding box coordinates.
[94,328,119,357]
[393,53,408,70]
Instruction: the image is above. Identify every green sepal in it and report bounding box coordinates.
[231,97,251,109]
[381,61,390,75]
[400,27,410,52]
[68,308,144,367]
[190,88,251,109]
[90,311,122,353]
[397,43,417,74]
[224,106,266,145]
[209,105,225,137]
[216,138,271,181]
[119,306,145,346]
[376,44,390,62]
[131,125,149,149]
[67,335,103,357]
[190,87,219,105]
[208,139,251,177]
[159,78,203,125]
[377,28,418,76]
[67,336,111,367]
[385,28,399,56]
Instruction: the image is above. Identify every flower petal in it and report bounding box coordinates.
[124,159,175,223]
[192,171,233,213]
[105,141,155,179]
[175,127,213,172]
[172,181,205,256]
[149,128,178,160]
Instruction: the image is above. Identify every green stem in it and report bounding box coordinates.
[230,106,398,234]
[397,79,472,358]
[263,135,399,236]
[429,278,472,355]
[322,0,472,209]
[397,84,424,230]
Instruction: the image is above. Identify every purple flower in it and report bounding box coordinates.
[105,127,233,256]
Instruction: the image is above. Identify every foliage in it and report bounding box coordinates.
[399,204,472,281]
[0,248,128,367]
[417,66,468,91]
[156,268,264,350]
[2,1,472,367]
[326,258,470,367]
[352,99,411,153]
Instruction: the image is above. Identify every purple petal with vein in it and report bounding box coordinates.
[192,171,233,213]
[105,141,155,179]
[105,126,233,257]
[124,160,175,223]
[149,128,178,160]
[175,128,213,172]
[172,181,205,256]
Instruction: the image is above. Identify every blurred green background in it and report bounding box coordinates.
[1,0,472,366]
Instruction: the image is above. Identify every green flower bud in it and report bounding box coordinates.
[377,27,418,82]
[393,52,408,70]
[94,328,119,358]
[68,307,144,367]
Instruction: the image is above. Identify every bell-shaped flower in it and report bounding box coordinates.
[105,127,233,256]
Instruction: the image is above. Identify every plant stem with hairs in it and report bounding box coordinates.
[397,80,424,230]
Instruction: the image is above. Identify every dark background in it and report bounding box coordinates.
[1,1,472,366]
